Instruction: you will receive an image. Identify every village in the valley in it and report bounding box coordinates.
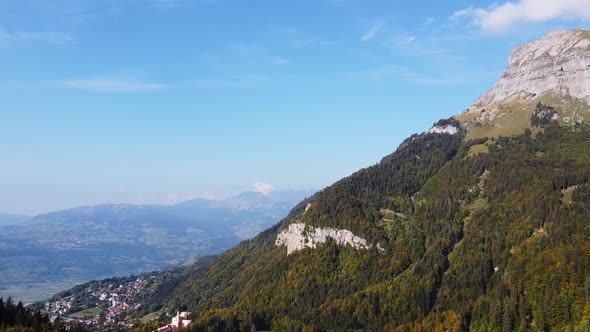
[42,274,163,329]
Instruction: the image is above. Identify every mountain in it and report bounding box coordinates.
[458,29,590,141]
[212,191,280,211]
[85,29,590,331]
[0,190,312,303]
[0,213,29,226]
[473,29,590,108]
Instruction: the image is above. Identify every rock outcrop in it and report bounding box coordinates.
[275,223,370,255]
[427,124,459,135]
[472,29,590,108]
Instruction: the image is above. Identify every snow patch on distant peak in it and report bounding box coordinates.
[275,223,371,255]
[427,124,459,135]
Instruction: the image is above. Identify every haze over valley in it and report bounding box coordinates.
[0,189,312,302]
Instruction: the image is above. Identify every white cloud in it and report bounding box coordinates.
[452,0,590,33]
[360,21,385,42]
[253,182,273,195]
[0,28,73,47]
[450,7,488,26]
[60,77,167,93]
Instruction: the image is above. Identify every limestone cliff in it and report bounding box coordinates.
[473,29,590,108]
[275,223,370,255]
[456,29,590,140]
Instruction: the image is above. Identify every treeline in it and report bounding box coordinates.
[301,117,464,238]
[0,297,53,332]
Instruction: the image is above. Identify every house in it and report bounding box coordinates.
[172,311,192,328]
[154,311,192,332]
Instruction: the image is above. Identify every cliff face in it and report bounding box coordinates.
[275,223,370,255]
[473,29,590,108]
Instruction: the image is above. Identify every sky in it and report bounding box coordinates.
[1,0,589,215]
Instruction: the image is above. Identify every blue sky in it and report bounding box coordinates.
[1,0,589,215]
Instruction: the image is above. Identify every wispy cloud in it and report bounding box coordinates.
[400,35,417,46]
[206,43,290,68]
[190,74,269,89]
[60,77,167,93]
[360,21,386,42]
[450,7,489,27]
[451,0,590,33]
[280,28,341,48]
[383,33,447,57]
[34,71,269,93]
[62,0,189,19]
[0,28,73,47]
[269,57,290,65]
[151,0,185,10]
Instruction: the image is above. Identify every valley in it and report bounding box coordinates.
[0,190,312,303]
[33,257,214,330]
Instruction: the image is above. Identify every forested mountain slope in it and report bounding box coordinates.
[128,118,590,331]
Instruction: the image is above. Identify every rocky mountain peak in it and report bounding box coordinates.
[472,28,590,108]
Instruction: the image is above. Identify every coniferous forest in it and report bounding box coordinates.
[124,117,590,331]
[0,297,54,332]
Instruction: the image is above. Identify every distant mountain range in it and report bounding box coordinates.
[0,189,313,302]
[0,213,30,226]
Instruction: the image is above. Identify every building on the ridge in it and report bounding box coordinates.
[155,311,192,332]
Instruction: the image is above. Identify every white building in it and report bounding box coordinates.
[172,311,192,328]
[155,311,192,332]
